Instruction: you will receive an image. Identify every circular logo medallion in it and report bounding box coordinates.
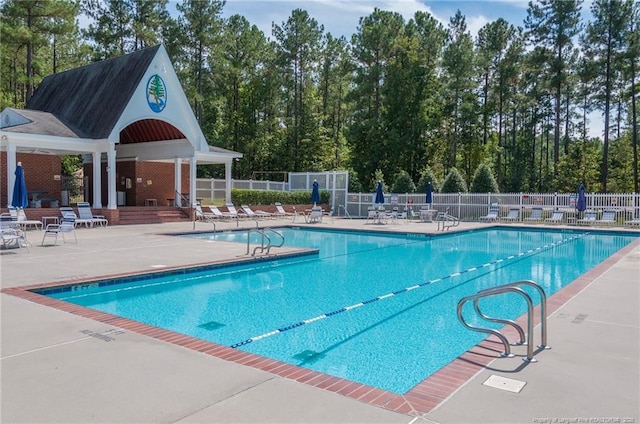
[146,74,167,113]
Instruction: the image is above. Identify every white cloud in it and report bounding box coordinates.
[465,14,490,37]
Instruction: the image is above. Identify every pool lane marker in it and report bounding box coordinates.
[230,232,589,348]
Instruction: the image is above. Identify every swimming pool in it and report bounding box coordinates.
[43,227,637,394]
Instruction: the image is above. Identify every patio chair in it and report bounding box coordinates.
[194,203,216,220]
[480,204,499,222]
[577,210,597,225]
[366,206,377,223]
[1,218,30,251]
[225,203,247,219]
[77,202,108,227]
[8,206,43,230]
[42,216,77,245]
[208,205,236,220]
[501,207,520,222]
[624,217,640,227]
[545,210,564,224]
[525,207,543,222]
[60,207,92,228]
[305,206,323,224]
[594,210,617,226]
[274,202,297,220]
[241,205,273,219]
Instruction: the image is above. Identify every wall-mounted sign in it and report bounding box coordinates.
[146,74,167,113]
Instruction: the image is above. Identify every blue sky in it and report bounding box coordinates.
[220,0,532,39]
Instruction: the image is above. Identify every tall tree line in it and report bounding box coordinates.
[1,0,638,193]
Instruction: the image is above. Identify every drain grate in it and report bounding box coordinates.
[292,350,326,364]
[571,313,588,324]
[198,321,225,331]
[483,375,526,393]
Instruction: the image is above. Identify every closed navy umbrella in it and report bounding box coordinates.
[311,180,320,205]
[426,182,433,207]
[375,181,385,205]
[577,182,587,212]
[11,162,28,209]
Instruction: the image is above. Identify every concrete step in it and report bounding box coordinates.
[118,207,189,225]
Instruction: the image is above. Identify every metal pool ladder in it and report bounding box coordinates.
[436,207,460,231]
[246,227,285,256]
[457,280,550,362]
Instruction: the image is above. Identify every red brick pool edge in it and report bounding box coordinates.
[4,237,638,417]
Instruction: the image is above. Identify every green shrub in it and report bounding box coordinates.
[391,170,416,193]
[416,166,440,193]
[231,189,330,205]
[441,167,468,193]
[470,163,499,193]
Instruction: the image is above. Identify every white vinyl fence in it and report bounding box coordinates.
[195,174,638,225]
[341,192,640,225]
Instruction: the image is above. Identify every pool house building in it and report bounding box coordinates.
[0,45,241,224]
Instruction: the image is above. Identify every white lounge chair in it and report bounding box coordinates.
[577,210,597,225]
[225,204,247,219]
[8,206,43,230]
[194,203,216,220]
[241,205,273,219]
[274,202,296,219]
[77,202,108,227]
[208,205,236,220]
[624,217,640,227]
[594,210,617,226]
[545,210,564,224]
[42,216,77,245]
[525,207,543,222]
[501,208,520,222]
[60,207,93,228]
[480,204,499,222]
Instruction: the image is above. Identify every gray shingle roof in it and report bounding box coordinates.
[26,46,160,139]
[1,108,79,137]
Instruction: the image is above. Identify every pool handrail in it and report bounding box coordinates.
[246,227,285,256]
[457,280,549,362]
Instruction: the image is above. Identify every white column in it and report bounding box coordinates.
[6,143,16,207]
[92,151,102,208]
[189,158,197,206]
[225,161,232,203]
[174,158,182,207]
[107,146,117,209]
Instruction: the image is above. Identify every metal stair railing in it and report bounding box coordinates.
[246,227,285,256]
[457,280,550,362]
[436,207,460,231]
[175,191,191,218]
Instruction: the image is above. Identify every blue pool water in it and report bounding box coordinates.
[45,228,637,394]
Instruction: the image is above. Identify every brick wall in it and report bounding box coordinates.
[84,160,190,206]
[0,152,62,207]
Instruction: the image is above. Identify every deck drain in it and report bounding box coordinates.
[198,321,225,331]
[292,350,326,364]
[571,313,588,324]
[483,375,526,393]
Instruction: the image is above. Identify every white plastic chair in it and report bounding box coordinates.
[42,216,77,245]
[77,202,108,227]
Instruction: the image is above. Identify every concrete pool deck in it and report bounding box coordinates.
[1,217,638,423]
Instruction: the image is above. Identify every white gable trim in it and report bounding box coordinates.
[109,45,208,152]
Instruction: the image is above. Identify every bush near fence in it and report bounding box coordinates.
[231,188,330,206]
